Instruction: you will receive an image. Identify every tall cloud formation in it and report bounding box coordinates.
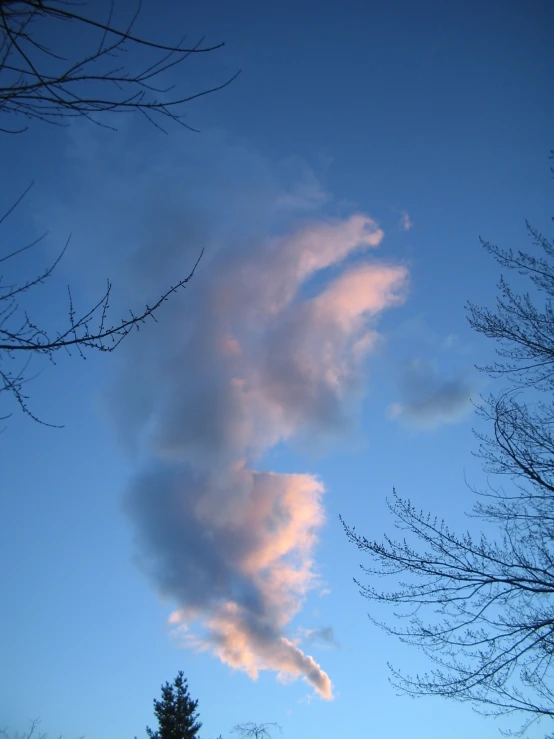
[83,134,408,699]
[122,214,407,699]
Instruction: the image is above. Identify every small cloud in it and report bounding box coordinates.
[399,210,413,232]
[389,358,474,429]
[443,333,459,349]
[319,588,331,597]
[300,626,340,650]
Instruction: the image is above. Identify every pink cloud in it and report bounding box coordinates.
[214,214,385,322]
[104,146,408,698]
[167,468,333,698]
[191,604,333,699]
[130,466,330,695]
[313,263,408,328]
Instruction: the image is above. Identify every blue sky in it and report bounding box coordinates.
[1,1,553,737]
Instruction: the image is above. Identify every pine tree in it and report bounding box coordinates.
[146,672,202,739]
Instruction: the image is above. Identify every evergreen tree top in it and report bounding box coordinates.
[146,672,202,739]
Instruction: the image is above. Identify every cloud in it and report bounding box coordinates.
[389,358,474,428]
[120,209,406,698]
[399,210,413,231]
[59,128,408,698]
[299,626,340,650]
[131,465,332,697]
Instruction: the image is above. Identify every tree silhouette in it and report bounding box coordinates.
[146,672,202,739]
[0,0,238,133]
[343,154,554,736]
[232,724,281,739]
[0,0,238,425]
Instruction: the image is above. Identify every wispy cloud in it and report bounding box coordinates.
[399,210,413,232]
[58,128,408,698]
[389,358,474,429]
[299,626,340,650]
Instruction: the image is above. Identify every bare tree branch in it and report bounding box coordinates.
[0,0,237,425]
[232,724,281,739]
[0,0,240,132]
[0,184,203,423]
[0,719,49,739]
[343,153,554,737]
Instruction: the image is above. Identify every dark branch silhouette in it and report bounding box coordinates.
[232,724,281,739]
[0,0,239,132]
[1,719,49,739]
[0,184,203,423]
[343,153,554,737]
[0,0,238,426]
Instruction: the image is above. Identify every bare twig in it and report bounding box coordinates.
[0,0,240,132]
[343,154,554,736]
